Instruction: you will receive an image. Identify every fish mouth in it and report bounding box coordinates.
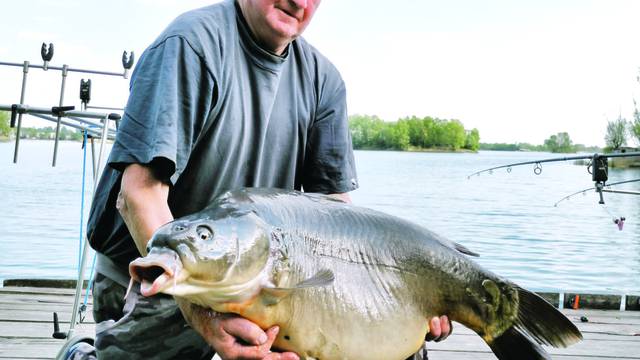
[129,249,187,297]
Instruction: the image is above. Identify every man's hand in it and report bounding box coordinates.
[209,314,299,360]
[426,315,452,342]
[176,299,299,360]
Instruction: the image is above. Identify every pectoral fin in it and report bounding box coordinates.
[262,269,335,306]
[292,269,335,288]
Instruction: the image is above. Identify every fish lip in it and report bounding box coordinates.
[129,249,185,297]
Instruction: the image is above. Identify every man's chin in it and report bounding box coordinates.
[266,14,301,36]
[272,24,300,40]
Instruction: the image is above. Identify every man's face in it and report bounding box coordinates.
[239,0,320,54]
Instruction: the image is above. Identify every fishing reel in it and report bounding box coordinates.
[588,154,608,204]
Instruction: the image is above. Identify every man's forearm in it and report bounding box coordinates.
[116,163,173,256]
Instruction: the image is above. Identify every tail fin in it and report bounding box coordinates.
[489,327,550,360]
[514,286,582,347]
[488,286,583,360]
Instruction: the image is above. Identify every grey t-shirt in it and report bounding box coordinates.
[87,0,358,266]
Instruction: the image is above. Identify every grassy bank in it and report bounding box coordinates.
[355,146,476,153]
[610,157,640,168]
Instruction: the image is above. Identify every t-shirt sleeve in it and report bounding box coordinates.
[108,35,215,184]
[302,72,359,194]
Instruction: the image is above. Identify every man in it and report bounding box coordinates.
[60,0,450,359]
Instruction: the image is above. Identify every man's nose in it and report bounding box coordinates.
[290,0,308,9]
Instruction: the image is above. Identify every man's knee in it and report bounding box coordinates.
[94,281,214,360]
[92,273,126,323]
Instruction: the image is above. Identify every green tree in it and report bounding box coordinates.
[426,118,443,147]
[633,100,640,145]
[349,114,477,151]
[402,116,426,147]
[392,119,411,150]
[0,111,11,139]
[464,128,480,151]
[349,114,383,149]
[604,116,628,150]
[544,132,574,153]
[441,120,466,150]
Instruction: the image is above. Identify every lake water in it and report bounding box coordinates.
[1,140,639,294]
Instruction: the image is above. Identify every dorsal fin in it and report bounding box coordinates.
[454,242,479,257]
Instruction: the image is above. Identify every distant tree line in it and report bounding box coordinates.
[543,132,575,153]
[349,114,480,151]
[0,112,83,141]
[19,126,84,141]
[480,135,600,153]
[479,142,544,152]
[0,111,10,139]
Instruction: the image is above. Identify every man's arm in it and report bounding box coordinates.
[116,163,173,256]
[117,163,299,360]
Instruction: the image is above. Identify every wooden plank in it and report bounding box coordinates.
[0,321,95,339]
[427,332,640,358]
[0,293,92,304]
[0,334,93,359]
[563,308,640,320]
[0,286,85,295]
[2,279,90,289]
[428,350,640,360]
[436,321,640,340]
[0,301,79,310]
[442,329,640,342]
[0,309,94,323]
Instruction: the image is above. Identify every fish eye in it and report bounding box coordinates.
[196,225,213,241]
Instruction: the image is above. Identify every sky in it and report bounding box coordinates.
[1,0,639,147]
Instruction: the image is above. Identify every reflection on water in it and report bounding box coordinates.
[1,141,639,293]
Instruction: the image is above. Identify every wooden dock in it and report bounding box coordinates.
[1,286,639,359]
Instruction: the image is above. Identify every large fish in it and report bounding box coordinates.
[129,188,582,360]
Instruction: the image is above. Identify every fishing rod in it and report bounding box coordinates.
[469,151,640,229]
[554,178,640,207]
[467,152,640,179]
[554,177,640,231]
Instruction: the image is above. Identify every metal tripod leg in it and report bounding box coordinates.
[67,116,109,337]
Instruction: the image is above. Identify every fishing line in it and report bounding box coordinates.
[595,161,626,230]
[600,201,616,219]
[77,130,99,320]
[598,202,626,231]
[81,254,97,321]
[77,131,88,269]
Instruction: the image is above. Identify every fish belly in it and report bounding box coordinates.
[276,294,428,360]
[240,259,431,360]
